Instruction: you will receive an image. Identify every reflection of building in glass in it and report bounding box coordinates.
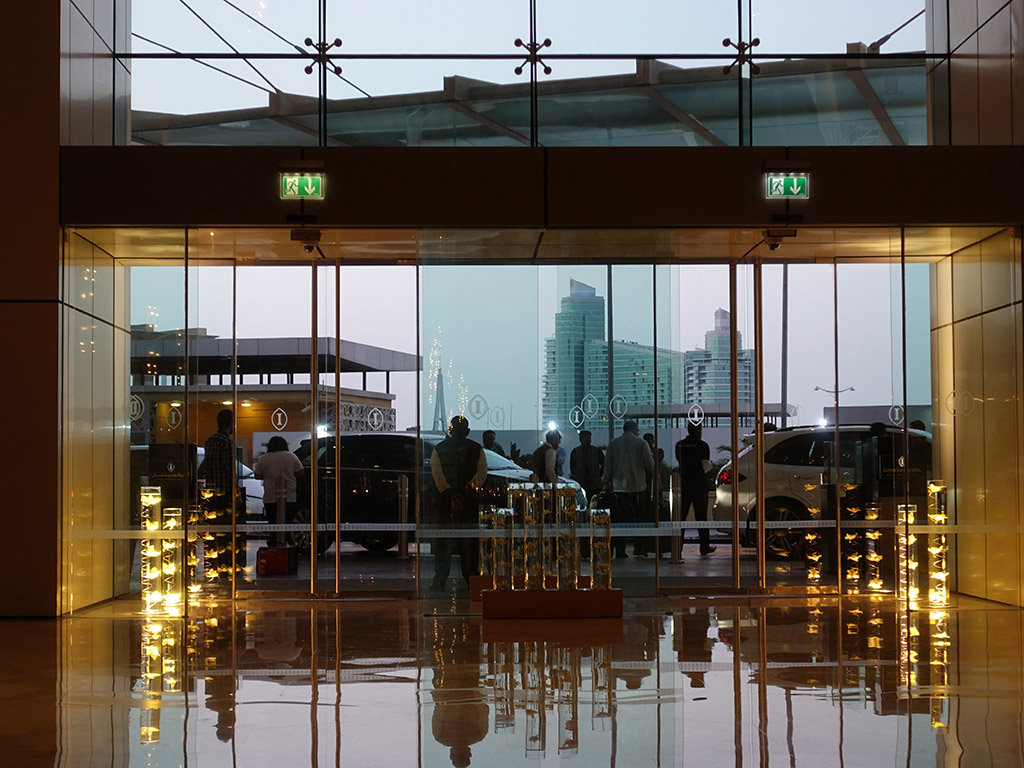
[131,324,420,455]
[682,308,754,405]
[542,280,685,430]
[543,280,607,428]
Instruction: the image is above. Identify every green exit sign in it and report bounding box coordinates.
[280,173,325,199]
[765,173,809,199]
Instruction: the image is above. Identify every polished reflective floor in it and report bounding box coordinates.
[4,595,1024,767]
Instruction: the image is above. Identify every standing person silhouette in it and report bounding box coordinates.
[603,420,654,558]
[532,429,561,484]
[481,429,506,457]
[429,416,487,592]
[675,422,716,556]
[570,430,604,502]
[200,408,246,582]
[254,435,303,547]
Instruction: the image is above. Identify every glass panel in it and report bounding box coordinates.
[131,0,319,54]
[537,59,741,147]
[64,233,122,611]
[231,262,314,594]
[662,263,747,591]
[749,1,927,54]
[419,263,544,598]
[733,258,759,589]
[759,261,840,591]
[835,257,912,596]
[540,0,737,55]
[751,57,927,146]
[328,0,522,54]
[313,262,419,595]
[121,231,187,614]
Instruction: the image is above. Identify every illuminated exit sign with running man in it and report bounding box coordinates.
[764,173,809,199]
[280,173,325,199]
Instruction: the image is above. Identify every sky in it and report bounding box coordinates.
[129,0,927,114]
[127,1,932,436]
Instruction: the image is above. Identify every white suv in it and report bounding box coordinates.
[712,424,931,557]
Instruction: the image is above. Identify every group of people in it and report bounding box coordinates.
[427,415,718,593]
[591,419,716,559]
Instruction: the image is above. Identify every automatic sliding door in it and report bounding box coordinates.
[660,263,743,593]
[315,264,419,596]
[232,264,313,594]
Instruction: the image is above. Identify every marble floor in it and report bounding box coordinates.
[3,594,1023,767]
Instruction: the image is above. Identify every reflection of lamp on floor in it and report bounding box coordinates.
[929,610,950,729]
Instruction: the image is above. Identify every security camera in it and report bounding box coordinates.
[303,244,315,254]
[764,228,796,252]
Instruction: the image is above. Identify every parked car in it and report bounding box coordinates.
[713,424,931,558]
[293,432,587,554]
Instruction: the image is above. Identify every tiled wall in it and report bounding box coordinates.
[932,228,1024,605]
[58,0,131,613]
[930,0,1024,144]
[60,0,131,146]
[62,233,131,612]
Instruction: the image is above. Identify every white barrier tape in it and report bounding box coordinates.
[70,529,187,540]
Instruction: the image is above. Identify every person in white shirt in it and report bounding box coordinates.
[254,436,304,547]
[602,420,655,558]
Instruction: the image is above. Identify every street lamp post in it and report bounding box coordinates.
[814,385,854,424]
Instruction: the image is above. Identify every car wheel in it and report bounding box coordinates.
[287,506,334,556]
[761,499,809,560]
[356,535,399,553]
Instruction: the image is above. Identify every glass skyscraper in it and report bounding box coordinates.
[683,308,755,406]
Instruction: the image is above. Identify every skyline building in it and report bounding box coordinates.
[543,279,687,432]
[683,308,755,406]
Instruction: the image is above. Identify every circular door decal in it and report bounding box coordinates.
[608,394,628,420]
[129,395,145,422]
[272,407,289,431]
[688,404,705,426]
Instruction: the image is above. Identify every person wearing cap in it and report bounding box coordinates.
[429,415,488,592]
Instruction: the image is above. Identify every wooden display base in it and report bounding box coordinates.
[470,574,594,600]
[481,588,623,619]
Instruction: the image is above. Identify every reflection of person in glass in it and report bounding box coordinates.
[674,605,712,688]
[570,430,604,500]
[253,435,303,547]
[603,420,654,558]
[429,618,488,767]
[613,617,661,690]
[481,429,505,457]
[202,612,240,743]
[532,429,561,484]
[429,416,487,592]
[675,423,716,556]
[203,408,235,504]
[200,408,246,582]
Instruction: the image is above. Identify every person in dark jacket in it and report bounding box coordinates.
[675,422,716,556]
[429,416,488,592]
